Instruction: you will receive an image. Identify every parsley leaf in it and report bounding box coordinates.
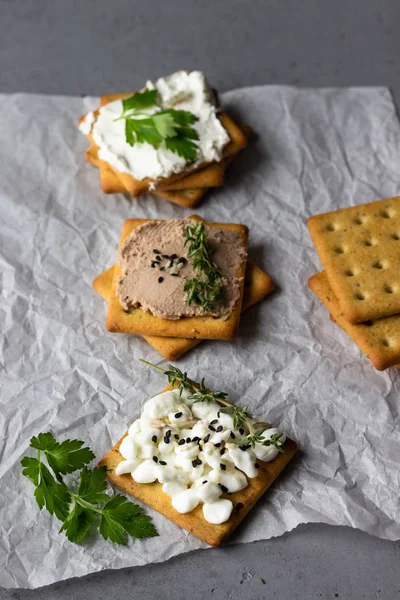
[30,432,95,474]
[99,496,158,545]
[21,433,158,546]
[122,89,158,112]
[60,502,98,544]
[116,91,199,161]
[77,466,110,505]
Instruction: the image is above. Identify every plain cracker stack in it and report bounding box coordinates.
[307,196,400,323]
[98,385,298,547]
[80,93,249,208]
[307,196,400,370]
[93,261,275,361]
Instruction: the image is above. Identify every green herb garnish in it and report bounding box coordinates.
[21,432,158,545]
[115,89,199,161]
[140,360,285,453]
[183,221,222,312]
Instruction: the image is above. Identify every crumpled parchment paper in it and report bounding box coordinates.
[1,86,400,589]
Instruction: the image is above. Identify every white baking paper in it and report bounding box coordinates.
[1,86,400,589]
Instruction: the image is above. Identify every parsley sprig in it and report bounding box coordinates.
[21,432,158,545]
[139,360,285,453]
[183,221,222,312]
[115,89,200,161]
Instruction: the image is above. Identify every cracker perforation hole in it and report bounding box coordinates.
[363,240,375,247]
[384,285,394,294]
[344,269,354,277]
[333,246,344,254]
[391,233,400,241]
[372,261,384,270]
[379,210,391,219]
[381,339,390,347]
[354,292,365,301]
[353,217,364,225]
[325,223,336,232]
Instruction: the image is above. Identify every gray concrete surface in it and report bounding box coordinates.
[1,0,400,598]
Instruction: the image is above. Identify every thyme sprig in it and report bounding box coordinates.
[139,360,285,453]
[183,222,222,312]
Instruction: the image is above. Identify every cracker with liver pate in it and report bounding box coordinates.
[308,270,400,370]
[307,196,400,323]
[105,216,248,340]
[98,385,297,547]
[93,261,275,360]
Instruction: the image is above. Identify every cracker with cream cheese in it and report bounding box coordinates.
[93,261,275,360]
[105,216,248,340]
[98,385,297,547]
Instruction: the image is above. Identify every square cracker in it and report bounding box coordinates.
[105,216,248,340]
[307,196,400,323]
[308,270,400,370]
[98,386,298,547]
[93,261,275,360]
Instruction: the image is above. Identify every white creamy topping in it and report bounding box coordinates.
[78,110,95,135]
[79,71,230,181]
[116,390,285,525]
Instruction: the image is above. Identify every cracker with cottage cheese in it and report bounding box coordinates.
[99,383,297,547]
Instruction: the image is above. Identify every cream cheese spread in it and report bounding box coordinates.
[115,389,285,525]
[78,71,230,182]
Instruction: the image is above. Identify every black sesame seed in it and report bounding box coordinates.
[171,273,179,277]
[159,460,167,466]
[170,254,178,260]
[198,444,203,451]
[152,456,158,463]
[220,463,226,471]
[204,434,210,443]
[202,480,207,484]
[178,439,185,446]
[163,436,169,444]
[166,430,172,437]
[174,412,183,418]
[153,249,161,254]
[239,445,247,451]
[192,436,199,442]
[217,411,220,418]
[208,425,216,432]
[155,255,161,261]
[255,463,260,469]
[239,428,245,435]
[220,448,226,456]
[219,484,228,493]
[214,442,221,448]
[151,435,157,443]
[177,257,186,264]
[236,502,244,511]
[230,432,236,439]
[192,460,198,468]
[151,262,157,268]
[210,419,218,425]
[158,277,164,283]
[216,425,223,432]
[162,254,170,259]
[174,434,179,440]
[160,266,165,271]
[186,437,191,443]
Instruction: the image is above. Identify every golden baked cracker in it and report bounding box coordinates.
[307,196,400,323]
[153,187,208,209]
[93,262,275,361]
[98,387,298,547]
[106,216,248,340]
[308,270,400,370]
[158,162,225,191]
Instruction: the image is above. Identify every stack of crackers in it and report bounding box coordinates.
[93,215,275,361]
[80,93,249,208]
[307,196,400,370]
